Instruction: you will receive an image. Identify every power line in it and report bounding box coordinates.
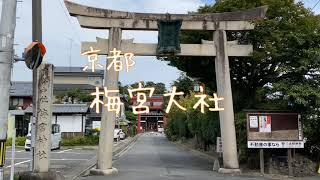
[57,0,81,43]
[312,0,320,10]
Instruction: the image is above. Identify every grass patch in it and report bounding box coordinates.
[61,136,99,146]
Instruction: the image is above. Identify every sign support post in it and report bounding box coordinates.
[260,149,264,174]
[10,129,16,180]
[288,148,293,176]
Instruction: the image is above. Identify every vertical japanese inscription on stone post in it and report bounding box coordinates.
[34,63,53,173]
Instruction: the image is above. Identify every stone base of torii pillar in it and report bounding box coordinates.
[90,167,118,176]
[218,168,241,174]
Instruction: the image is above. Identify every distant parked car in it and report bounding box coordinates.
[25,123,61,151]
[114,129,125,141]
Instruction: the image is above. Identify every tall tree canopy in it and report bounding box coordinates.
[163,0,320,111]
[55,87,94,104]
[171,74,195,95]
[163,0,320,160]
[121,81,167,95]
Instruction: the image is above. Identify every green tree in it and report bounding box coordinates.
[78,92,94,103]
[154,82,167,94]
[125,111,137,125]
[126,81,167,94]
[54,88,94,104]
[67,88,82,104]
[55,92,66,103]
[165,92,220,150]
[164,0,320,110]
[172,74,194,95]
[164,0,320,160]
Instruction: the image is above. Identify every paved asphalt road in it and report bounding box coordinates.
[3,140,126,180]
[79,133,268,180]
[3,147,97,180]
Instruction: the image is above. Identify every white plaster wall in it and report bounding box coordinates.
[51,115,83,132]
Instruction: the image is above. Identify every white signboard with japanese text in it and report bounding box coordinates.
[298,118,303,140]
[259,116,271,132]
[248,141,304,148]
[216,137,223,153]
[249,116,258,128]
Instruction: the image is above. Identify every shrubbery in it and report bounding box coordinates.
[165,92,220,151]
[61,136,99,146]
[128,125,138,137]
[6,136,26,146]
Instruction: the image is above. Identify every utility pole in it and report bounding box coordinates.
[30,0,42,172]
[0,1,17,180]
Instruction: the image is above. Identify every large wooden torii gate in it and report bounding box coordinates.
[65,1,267,175]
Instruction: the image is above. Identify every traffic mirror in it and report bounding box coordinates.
[24,42,46,70]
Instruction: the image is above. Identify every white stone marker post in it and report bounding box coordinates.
[33,63,53,173]
[91,27,121,175]
[214,30,240,173]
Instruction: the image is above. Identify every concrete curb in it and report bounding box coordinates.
[70,134,141,180]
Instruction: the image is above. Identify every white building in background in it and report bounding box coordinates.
[25,104,89,138]
[54,66,104,87]
[9,67,103,138]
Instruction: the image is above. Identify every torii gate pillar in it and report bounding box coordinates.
[90,27,121,175]
[214,30,240,172]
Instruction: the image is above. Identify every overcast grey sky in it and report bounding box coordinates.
[0,0,318,87]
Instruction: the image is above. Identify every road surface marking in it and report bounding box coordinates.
[51,159,89,161]
[7,150,25,153]
[5,158,90,162]
[57,149,72,153]
[5,160,30,168]
[6,158,29,160]
[52,152,94,155]
[5,158,88,168]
